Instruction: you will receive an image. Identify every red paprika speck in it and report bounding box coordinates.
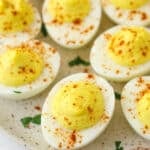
[73,84,78,88]
[58,142,62,148]
[73,19,82,25]
[34,106,41,111]
[70,130,76,144]
[87,106,93,113]
[141,12,147,20]
[87,74,94,79]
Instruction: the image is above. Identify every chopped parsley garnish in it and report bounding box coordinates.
[115,92,121,100]
[21,114,41,128]
[69,56,90,67]
[31,114,41,125]
[115,141,124,150]
[41,22,48,37]
[20,117,32,128]
[13,91,22,94]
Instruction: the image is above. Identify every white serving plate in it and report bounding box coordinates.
[0,0,150,150]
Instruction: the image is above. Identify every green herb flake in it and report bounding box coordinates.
[115,92,121,100]
[13,91,22,94]
[31,114,41,125]
[41,22,48,37]
[20,114,41,128]
[69,56,90,67]
[115,141,124,150]
[20,117,32,128]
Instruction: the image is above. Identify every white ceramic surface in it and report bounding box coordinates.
[0,127,27,150]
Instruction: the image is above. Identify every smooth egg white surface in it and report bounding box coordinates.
[0,40,60,100]
[42,0,101,49]
[102,0,150,26]
[90,25,150,82]
[42,73,115,149]
[121,76,150,140]
[0,2,41,45]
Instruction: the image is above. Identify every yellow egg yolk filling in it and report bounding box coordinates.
[107,27,150,66]
[51,81,104,131]
[109,0,148,9]
[48,0,90,23]
[0,47,44,86]
[136,90,150,128]
[0,0,34,34]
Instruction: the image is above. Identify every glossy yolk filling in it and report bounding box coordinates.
[51,81,104,130]
[0,47,44,86]
[137,90,150,128]
[48,0,90,23]
[0,0,34,34]
[107,27,150,66]
[109,0,148,9]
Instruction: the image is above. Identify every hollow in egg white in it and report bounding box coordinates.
[42,73,115,149]
[102,0,150,26]
[0,40,60,100]
[90,25,150,82]
[42,0,101,48]
[121,76,150,140]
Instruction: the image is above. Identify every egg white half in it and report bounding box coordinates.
[42,0,101,49]
[42,73,115,149]
[102,0,150,26]
[121,76,150,140]
[0,40,60,100]
[0,2,41,45]
[90,25,150,82]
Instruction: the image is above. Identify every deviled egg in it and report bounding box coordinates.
[90,25,150,82]
[0,0,41,44]
[42,0,101,48]
[0,40,60,100]
[42,73,115,149]
[102,0,150,26]
[121,76,150,140]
